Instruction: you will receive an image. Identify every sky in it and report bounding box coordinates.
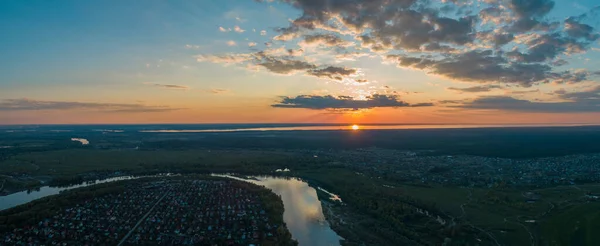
[1,0,600,124]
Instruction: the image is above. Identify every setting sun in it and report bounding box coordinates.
[352,125,360,130]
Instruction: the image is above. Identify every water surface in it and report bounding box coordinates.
[138,123,596,133]
[1,174,342,246]
[0,176,136,211]
[216,175,342,246]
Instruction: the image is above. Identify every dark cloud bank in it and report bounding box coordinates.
[272,94,432,110]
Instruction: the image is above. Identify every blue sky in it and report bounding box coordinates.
[1,0,600,124]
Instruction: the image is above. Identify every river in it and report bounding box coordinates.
[0,174,342,246]
[214,175,342,246]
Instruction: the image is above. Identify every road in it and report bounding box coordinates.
[117,191,169,246]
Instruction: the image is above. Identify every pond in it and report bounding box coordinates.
[0,174,342,246]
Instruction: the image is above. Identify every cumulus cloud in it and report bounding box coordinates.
[219,27,229,32]
[0,99,181,113]
[447,85,504,93]
[248,42,257,47]
[506,33,592,63]
[226,40,237,46]
[254,0,599,87]
[565,17,599,40]
[272,94,432,110]
[387,50,592,86]
[260,30,267,36]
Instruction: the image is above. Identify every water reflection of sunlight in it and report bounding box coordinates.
[215,175,341,246]
[259,178,326,222]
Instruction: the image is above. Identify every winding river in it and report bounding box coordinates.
[0,174,342,246]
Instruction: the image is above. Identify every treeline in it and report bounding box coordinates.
[300,167,486,246]
[141,127,600,158]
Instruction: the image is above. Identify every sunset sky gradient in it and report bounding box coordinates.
[1,0,600,124]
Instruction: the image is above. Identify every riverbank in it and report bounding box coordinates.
[0,168,296,197]
[1,175,298,245]
[0,175,45,196]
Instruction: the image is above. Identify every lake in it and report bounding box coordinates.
[0,174,342,246]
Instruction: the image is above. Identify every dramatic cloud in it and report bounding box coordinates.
[147,83,189,90]
[506,33,592,63]
[0,99,181,113]
[448,85,504,93]
[387,50,592,86]
[272,94,432,110]
[453,85,600,112]
[254,0,599,86]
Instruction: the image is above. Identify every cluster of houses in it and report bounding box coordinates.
[126,180,280,245]
[2,179,282,245]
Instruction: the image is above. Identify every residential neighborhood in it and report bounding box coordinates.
[2,180,284,245]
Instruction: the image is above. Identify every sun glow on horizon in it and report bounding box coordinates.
[352,124,360,130]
